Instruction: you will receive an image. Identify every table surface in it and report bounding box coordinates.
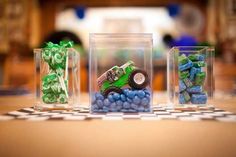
[0,93,236,157]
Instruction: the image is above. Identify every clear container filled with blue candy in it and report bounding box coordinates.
[89,33,153,113]
[34,41,80,111]
[167,46,214,108]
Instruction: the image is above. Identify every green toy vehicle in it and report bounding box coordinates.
[97,61,149,96]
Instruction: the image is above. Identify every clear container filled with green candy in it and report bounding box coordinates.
[167,46,214,108]
[89,33,153,113]
[34,41,80,111]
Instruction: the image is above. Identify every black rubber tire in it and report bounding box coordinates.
[102,86,123,97]
[128,69,149,89]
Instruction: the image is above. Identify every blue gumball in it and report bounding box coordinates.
[137,90,145,98]
[144,89,151,96]
[123,102,130,109]
[95,93,104,100]
[113,93,120,100]
[103,99,110,107]
[141,97,149,106]
[120,94,126,102]
[92,104,98,110]
[103,106,109,112]
[108,94,115,103]
[127,91,135,99]
[123,88,129,96]
[116,100,123,106]
[133,96,141,105]
[116,105,122,111]
[128,109,136,113]
[131,103,138,110]
[138,106,145,112]
[127,97,133,103]
[96,100,103,108]
[121,109,128,112]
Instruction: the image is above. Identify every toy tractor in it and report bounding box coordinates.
[97,61,149,96]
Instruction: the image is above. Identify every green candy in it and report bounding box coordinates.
[50,82,62,93]
[41,41,73,104]
[193,61,206,68]
[42,73,58,84]
[195,72,206,85]
[42,93,57,103]
[178,54,189,65]
[58,93,68,104]
[179,71,190,79]
[42,49,52,62]
[183,78,193,87]
[182,91,191,102]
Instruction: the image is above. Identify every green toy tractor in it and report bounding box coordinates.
[97,61,149,96]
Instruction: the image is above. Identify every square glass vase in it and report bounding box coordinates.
[167,46,214,108]
[34,48,80,111]
[89,33,153,113]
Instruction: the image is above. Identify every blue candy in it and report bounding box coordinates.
[187,86,202,94]
[144,89,151,95]
[144,108,150,112]
[116,100,123,106]
[138,106,145,112]
[103,99,110,107]
[110,103,117,112]
[121,109,129,112]
[92,104,98,110]
[127,97,133,103]
[113,93,120,100]
[191,93,207,104]
[102,106,109,112]
[123,102,130,109]
[190,67,201,81]
[96,100,103,108]
[179,80,186,92]
[137,90,145,98]
[108,94,115,103]
[116,105,122,111]
[95,93,104,100]
[127,91,135,99]
[128,109,136,113]
[133,96,141,105]
[123,88,130,96]
[179,93,185,104]
[141,97,149,106]
[178,60,193,71]
[183,78,193,88]
[120,94,126,101]
[131,103,138,110]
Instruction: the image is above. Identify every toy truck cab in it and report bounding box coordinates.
[97,61,149,96]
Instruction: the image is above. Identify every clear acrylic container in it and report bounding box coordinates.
[89,33,153,113]
[167,46,214,108]
[34,48,80,111]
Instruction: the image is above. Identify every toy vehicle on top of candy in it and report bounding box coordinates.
[97,61,149,96]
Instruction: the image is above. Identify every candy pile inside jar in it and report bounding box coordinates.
[178,53,207,104]
[41,41,73,104]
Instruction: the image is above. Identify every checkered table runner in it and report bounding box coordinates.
[0,106,236,122]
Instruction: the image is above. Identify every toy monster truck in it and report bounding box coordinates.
[97,61,149,96]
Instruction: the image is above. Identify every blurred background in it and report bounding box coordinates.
[0,0,236,96]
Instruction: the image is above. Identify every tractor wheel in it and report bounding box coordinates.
[102,86,122,97]
[128,69,149,89]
